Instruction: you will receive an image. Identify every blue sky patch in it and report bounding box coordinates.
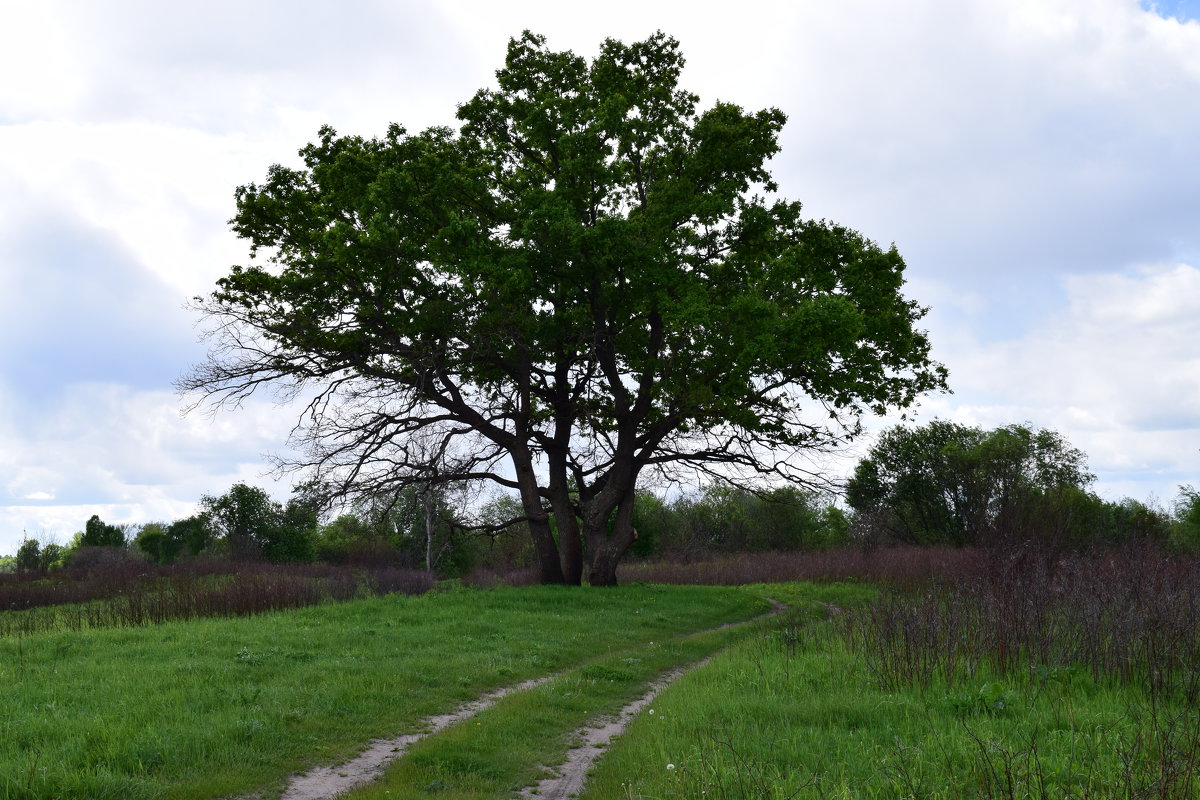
[1141,0,1200,22]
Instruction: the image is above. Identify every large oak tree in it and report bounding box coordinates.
[182,32,947,585]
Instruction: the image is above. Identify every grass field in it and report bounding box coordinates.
[583,559,1200,799]
[1,583,765,800]
[6,546,1198,799]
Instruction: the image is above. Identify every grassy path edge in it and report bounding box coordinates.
[335,596,787,800]
[517,597,795,800]
[233,595,782,800]
[259,677,555,800]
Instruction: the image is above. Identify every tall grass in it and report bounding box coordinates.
[586,548,1200,798]
[619,545,985,588]
[840,544,1200,696]
[0,560,432,636]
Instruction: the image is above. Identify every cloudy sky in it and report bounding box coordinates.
[2,0,1198,553]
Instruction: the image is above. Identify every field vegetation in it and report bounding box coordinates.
[0,559,432,637]
[1,583,763,800]
[586,547,1200,799]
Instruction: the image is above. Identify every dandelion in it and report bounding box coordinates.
[648,709,655,715]
[667,763,676,770]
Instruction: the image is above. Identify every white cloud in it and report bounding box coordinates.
[909,262,1200,501]
[0,382,301,554]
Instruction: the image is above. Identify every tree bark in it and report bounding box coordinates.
[551,489,583,586]
[585,491,638,587]
[512,450,565,584]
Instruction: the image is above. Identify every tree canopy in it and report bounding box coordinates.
[846,421,1095,545]
[181,31,947,585]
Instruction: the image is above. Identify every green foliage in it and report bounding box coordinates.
[630,492,671,558]
[0,556,14,574]
[314,513,378,564]
[199,483,316,563]
[16,538,41,573]
[632,485,849,557]
[39,542,65,571]
[81,514,126,547]
[133,522,177,564]
[184,30,947,586]
[1171,484,1200,550]
[271,498,319,564]
[465,494,537,572]
[847,421,1102,545]
[314,486,469,572]
[169,515,213,557]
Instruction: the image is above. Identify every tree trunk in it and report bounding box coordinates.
[550,483,583,586]
[584,492,637,587]
[513,450,565,584]
[423,488,434,575]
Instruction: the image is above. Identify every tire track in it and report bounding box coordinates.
[234,676,552,800]
[236,598,785,800]
[515,597,788,799]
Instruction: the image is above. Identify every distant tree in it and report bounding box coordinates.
[134,522,180,564]
[199,483,318,563]
[466,493,537,573]
[630,492,671,558]
[168,515,213,557]
[271,497,319,563]
[181,31,947,586]
[16,538,41,573]
[315,513,379,565]
[80,514,126,547]
[201,483,281,561]
[847,421,1094,545]
[1171,485,1200,550]
[39,542,65,571]
[643,484,847,556]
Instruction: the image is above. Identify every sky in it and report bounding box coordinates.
[1,0,1198,554]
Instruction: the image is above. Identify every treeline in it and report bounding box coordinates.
[5,421,1199,578]
[4,483,850,577]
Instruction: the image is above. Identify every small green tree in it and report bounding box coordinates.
[201,484,277,561]
[199,483,318,563]
[315,513,379,564]
[81,514,126,547]
[134,522,179,564]
[39,543,65,571]
[168,515,213,557]
[270,498,319,563]
[16,538,41,573]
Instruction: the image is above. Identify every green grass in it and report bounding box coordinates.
[0,583,766,800]
[581,588,1196,799]
[343,617,764,800]
[10,576,1188,799]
